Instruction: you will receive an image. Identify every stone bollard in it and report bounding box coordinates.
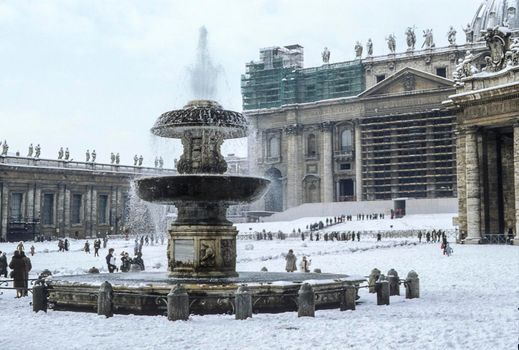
[376,275,390,306]
[339,285,356,311]
[167,284,189,321]
[97,281,114,318]
[32,279,48,313]
[405,271,420,299]
[297,283,315,317]
[368,268,381,293]
[235,285,252,320]
[387,268,400,296]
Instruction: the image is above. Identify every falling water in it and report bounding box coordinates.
[189,26,220,99]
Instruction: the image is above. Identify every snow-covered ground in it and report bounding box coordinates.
[0,214,517,350]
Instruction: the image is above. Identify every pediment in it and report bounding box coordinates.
[359,67,454,97]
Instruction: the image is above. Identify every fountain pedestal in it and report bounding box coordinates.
[168,224,238,278]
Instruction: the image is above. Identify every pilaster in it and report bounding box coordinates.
[354,119,362,201]
[0,183,8,240]
[513,121,519,244]
[284,124,303,208]
[319,121,334,202]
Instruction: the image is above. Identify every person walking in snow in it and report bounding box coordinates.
[300,256,311,273]
[0,251,7,278]
[9,250,26,298]
[84,240,90,254]
[285,249,297,272]
[93,239,101,257]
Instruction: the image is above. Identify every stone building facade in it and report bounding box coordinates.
[243,0,518,213]
[0,156,174,241]
[447,31,519,243]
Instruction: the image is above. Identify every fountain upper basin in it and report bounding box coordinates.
[135,174,270,205]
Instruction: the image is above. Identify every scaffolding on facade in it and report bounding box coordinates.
[361,111,456,201]
[241,45,364,110]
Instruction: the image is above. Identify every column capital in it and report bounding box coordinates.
[318,121,334,132]
[512,118,519,128]
[464,125,480,135]
[283,123,303,135]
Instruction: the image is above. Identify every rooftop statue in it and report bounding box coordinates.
[34,144,40,158]
[86,149,90,162]
[447,26,457,45]
[91,150,96,162]
[405,27,416,50]
[1,140,8,156]
[386,34,396,53]
[58,147,64,160]
[321,47,330,64]
[110,152,115,164]
[115,152,120,164]
[64,147,70,160]
[366,38,373,56]
[27,143,33,157]
[422,29,435,49]
[463,23,474,43]
[354,41,363,59]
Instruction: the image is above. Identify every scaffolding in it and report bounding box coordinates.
[241,45,364,110]
[361,111,456,201]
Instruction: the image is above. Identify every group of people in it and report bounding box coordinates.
[57,239,70,252]
[417,229,447,244]
[302,230,361,242]
[285,249,311,273]
[105,248,145,273]
[0,243,32,298]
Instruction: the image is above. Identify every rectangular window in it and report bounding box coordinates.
[71,194,82,224]
[436,67,447,78]
[340,163,351,170]
[10,193,23,220]
[98,194,109,224]
[376,74,386,83]
[42,193,54,225]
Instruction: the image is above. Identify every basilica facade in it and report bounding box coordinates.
[243,0,519,219]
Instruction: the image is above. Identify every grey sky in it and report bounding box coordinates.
[0,0,478,166]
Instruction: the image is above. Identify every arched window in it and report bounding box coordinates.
[268,136,280,158]
[307,134,316,156]
[341,129,352,151]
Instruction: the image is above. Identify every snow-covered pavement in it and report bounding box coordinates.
[0,215,517,349]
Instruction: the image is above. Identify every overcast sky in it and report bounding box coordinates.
[0,0,479,167]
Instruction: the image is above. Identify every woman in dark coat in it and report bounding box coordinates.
[9,250,26,298]
[20,251,32,296]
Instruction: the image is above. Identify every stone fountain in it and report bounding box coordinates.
[135,99,269,278]
[44,28,365,315]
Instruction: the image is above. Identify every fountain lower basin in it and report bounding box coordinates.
[46,271,366,315]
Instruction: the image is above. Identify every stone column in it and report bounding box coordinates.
[465,126,482,244]
[354,119,362,201]
[64,187,71,236]
[514,121,519,245]
[284,124,302,208]
[455,128,467,237]
[27,185,34,222]
[319,122,334,202]
[485,131,500,234]
[0,183,8,240]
